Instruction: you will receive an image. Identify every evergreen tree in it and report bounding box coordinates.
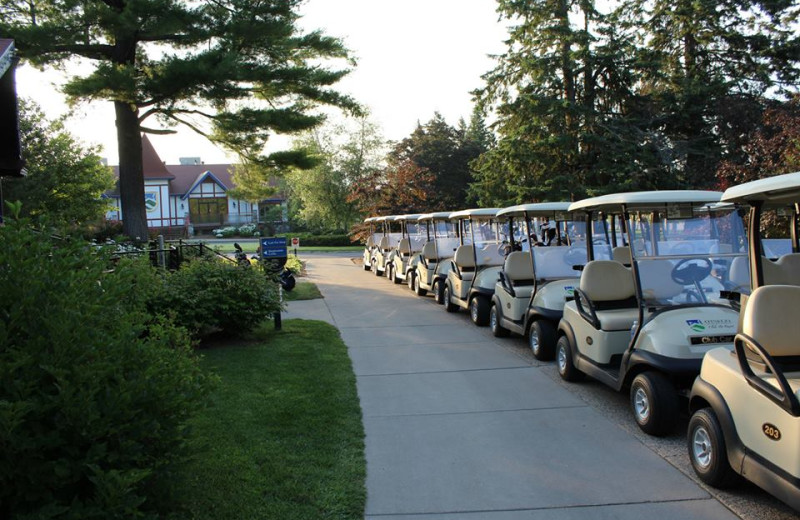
[1,0,357,240]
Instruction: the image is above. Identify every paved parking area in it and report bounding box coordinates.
[285,255,796,520]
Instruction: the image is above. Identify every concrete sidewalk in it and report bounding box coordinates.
[284,256,738,520]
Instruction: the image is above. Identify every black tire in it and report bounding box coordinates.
[470,296,490,326]
[529,320,556,361]
[415,273,428,296]
[556,335,583,382]
[630,372,679,436]
[408,271,415,290]
[490,304,509,337]
[688,408,739,488]
[386,263,393,281]
[364,260,371,271]
[443,284,458,313]
[373,260,381,277]
[434,279,445,304]
[392,264,401,284]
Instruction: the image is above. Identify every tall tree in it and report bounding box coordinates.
[1,0,357,240]
[616,0,800,187]
[388,112,484,210]
[3,99,114,226]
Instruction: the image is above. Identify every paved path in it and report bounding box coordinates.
[286,256,744,520]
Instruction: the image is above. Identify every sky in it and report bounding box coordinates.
[14,0,509,166]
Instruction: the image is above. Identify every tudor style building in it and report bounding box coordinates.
[105,135,283,233]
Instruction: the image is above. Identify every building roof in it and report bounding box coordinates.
[141,134,174,179]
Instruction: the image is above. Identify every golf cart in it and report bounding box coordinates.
[370,215,400,277]
[687,171,800,510]
[386,214,424,284]
[556,191,748,436]
[490,203,585,360]
[409,211,460,300]
[442,208,504,325]
[362,216,380,271]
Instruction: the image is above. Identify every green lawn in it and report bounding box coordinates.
[177,320,365,519]
[284,281,323,301]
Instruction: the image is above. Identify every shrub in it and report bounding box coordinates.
[285,255,303,275]
[237,223,257,236]
[212,226,237,238]
[0,220,212,520]
[150,257,282,339]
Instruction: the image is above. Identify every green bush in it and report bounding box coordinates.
[0,220,212,520]
[150,258,282,339]
[277,233,351,247]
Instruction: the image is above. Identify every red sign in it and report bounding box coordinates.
[291,237,300,247]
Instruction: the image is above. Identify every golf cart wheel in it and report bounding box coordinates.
[434,280,445,304]
[529,320,556,361]
[408,271,415,290]
[392,265,401,284]
[386,264,393,281]
[688,408,738,488]
[556,335,583,382]
[630,372,679,436]
[364,260,371,271]
[490,304,509,337]
[470,296,490,326]
[415,275,428,296]
[373,261,381,277]
[443,285,458,313]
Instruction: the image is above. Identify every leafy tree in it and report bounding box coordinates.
[389,112,485,210]
[1,0,357,240]
[287,117,385,232]
[616,0,800,187]
[3,99,114,226]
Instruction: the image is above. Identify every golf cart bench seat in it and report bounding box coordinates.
[379,236,392,252]
[502,251,535,298]
[612,246,631,266]
[422,242,438,264]
[453,245,476,280]
[579,260,639,331]
[397,238,417,257]
[762,253,800,286]
[741,285,800,395]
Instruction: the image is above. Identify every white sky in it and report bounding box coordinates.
[14,0,508,166]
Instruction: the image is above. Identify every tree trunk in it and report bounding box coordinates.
[115,101,148,241]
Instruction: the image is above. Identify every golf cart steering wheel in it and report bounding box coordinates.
[671,258,713,285]
[563,247,587,266]
[498,242,512,257]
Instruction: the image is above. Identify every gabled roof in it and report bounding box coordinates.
[141,134,174,179]
[180,170,228,200]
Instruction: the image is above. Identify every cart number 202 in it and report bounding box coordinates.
[763,423,781,441]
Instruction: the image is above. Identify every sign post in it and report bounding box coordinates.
[260,237,288,330]
[291,237,300,257]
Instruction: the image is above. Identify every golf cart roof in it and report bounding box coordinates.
[392,214,422,222]
[721,171,800,206]
[568,190,723,212]
[448,208,501,219]
[373,215,396,222]
[496,202,572,218]
[363,216,379,223]
[417,211,453,220]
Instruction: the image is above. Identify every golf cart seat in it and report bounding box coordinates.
[397,238,412,257]
[763,253,800,286]
[366,235,376,248]
[379,236,391,252]
[638,259,684,304]
[422,242,437,264]
[452,245,476,281]
[578,260,639,331]
[502,251,535,297]
[728,256,751,293]
[740,285,800,390]
[612,246,632,266]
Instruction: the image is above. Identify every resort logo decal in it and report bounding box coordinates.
[686,318,734,333]
[145,192,159,212]
[686,319,706,333]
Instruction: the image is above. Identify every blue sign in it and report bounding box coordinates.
[260,237,287,259]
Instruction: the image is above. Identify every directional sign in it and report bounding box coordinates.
[260,237,287,259]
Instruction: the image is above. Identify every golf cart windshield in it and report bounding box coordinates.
[530,219,588,279]
[465,218,504,266]
[760,209,794,259]
[405,220,426,251]
[627,204,749,306]
[386,220,402,249]
[434,219,459,258]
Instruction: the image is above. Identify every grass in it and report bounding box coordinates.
[284,281,323,301]
[176,320,366,519]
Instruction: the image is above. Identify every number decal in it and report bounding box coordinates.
[763,423,781,441]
